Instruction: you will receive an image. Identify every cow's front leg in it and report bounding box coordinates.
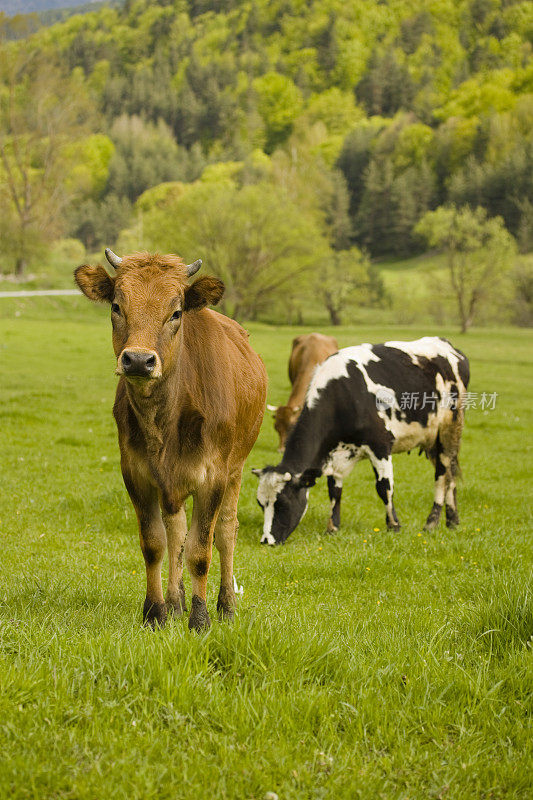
[368,451,400,531]
[186,483,224,632]
[139,509,168,628]
[123,466,167,628]
[162,505,188,617]
[134,505,168,628]
[214,475,241,621]
[326,475,342,532]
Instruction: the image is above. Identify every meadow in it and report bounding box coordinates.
[0,296,532,799]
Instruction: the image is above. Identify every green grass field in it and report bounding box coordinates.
[0,298,532,799]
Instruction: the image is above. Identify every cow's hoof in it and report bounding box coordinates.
[326,520,339,534]
[188,595,211,632]
[217,586,236,622]
[166,594,187,617]
[143,599,167,629]
[445,507,459,528]
[166,580,187,616]
[424,515,440,531]
[387,521,401,531]
[424,502,442,531]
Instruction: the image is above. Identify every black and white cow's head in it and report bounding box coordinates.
[252,466,319,545]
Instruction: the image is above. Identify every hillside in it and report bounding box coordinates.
[0,0,101,13]
[0,0,532,325]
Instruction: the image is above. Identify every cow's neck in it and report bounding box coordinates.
[278,406,333,476]
[125,376,175,457]
[123,329,185,457]
[123,324,207,462]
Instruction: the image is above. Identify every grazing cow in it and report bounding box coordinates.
[267,333,338,450]
[253,337,469,545]
[75,250,267,630]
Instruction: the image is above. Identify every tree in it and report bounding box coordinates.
[317,247,384,326]
[0,51,93,275]
[356,47,416,117]
[107,115,182,202]
[253,72,303,153]
[415,205,516,332]
[67,193,132,252]
[136,178,329,320]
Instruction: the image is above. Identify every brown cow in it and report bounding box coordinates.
[268,333,338,450]
[74,249,267,631]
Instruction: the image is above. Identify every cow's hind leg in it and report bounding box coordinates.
[445,455,460,528]
[162,505,188,616]
[214,474,241,621]
[426,416,463,530]
[424,440,446,531]
[186,483,224,632]
[367,451,400,530]
[326,476,342,532]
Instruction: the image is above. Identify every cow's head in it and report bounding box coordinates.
[74,250,224,384]
[252,466,319,545]
[267,404,301,452]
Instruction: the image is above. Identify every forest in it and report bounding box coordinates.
[0,0,532,326]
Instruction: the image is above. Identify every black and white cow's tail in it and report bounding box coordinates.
[425,390,466,530]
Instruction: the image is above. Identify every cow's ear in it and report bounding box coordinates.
[297,469,320,488]
[184,276,225,311]
[74,264,115,303]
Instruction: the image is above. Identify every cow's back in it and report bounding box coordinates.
[289,333,338,384]
[303,337,469,457]
[181,308,267,462]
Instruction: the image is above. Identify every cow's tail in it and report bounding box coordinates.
[449,390,466,481]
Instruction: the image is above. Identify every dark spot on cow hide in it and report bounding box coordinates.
[192,557,209,577]
[375,477,390,504]
[142,544,161,566]
[178,407,204,452]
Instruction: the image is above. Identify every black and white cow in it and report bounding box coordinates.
[253,337,469,545]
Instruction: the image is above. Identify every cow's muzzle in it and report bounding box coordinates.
[117,348,162,379]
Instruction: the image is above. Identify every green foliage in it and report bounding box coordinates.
[512,255,533,326]
[138,177,329,320]
[253,71,303,153]
[317,247,384,325]
[351,129,437,258]
[0,50,94,274]
[356,46,416,117]
[415,205,517,332]
[64,133,114,199]
[107,115,183,202]
[435,70,518,119]
[1,0,532,296]
[68,193,132,252]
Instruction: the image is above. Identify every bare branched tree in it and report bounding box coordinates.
[0,48,93,275]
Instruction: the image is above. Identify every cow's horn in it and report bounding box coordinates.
[105,248,122,269]
[186,259,202,277]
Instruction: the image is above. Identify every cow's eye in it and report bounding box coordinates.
[111,302,120,314]
[170,310,182,322]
